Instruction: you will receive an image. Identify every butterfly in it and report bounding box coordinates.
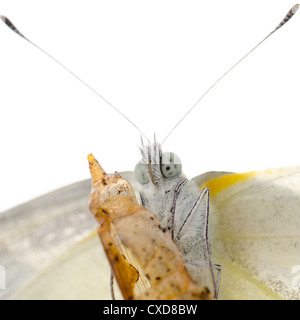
[0,2,299,300]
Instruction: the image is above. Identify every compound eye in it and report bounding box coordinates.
[160,152,182,178]
[134,161,150,185]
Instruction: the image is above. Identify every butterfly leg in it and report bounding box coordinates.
[199,187,217,298]
[176,187,218,297]
[212,264,222,299]
[110,269,116,300]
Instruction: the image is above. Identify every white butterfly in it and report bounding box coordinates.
[0,3,299,300]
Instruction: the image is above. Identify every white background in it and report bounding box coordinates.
[0,0,299,212]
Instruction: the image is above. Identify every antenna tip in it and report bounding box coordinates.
[0,15,26,39]
[292,4,300,13]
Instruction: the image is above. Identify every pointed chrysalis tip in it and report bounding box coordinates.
[87,153,96,163]
[87,153,107,183]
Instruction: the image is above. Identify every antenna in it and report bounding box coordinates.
[162,4,300,145]
[0,15,150,143]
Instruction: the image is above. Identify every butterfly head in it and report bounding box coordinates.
[134,139,183,187]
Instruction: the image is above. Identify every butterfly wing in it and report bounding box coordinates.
[0,172,137,299]
[9,231,115,300]
[193,167,300,300]
[5,166,300,300]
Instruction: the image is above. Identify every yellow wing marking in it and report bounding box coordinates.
[203,172,255,197]
[202,168,288,197]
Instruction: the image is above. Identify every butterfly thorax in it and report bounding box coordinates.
[134,141,208,265]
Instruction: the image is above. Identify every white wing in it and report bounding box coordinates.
[0,172,137,300]
[194,167,300,300]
